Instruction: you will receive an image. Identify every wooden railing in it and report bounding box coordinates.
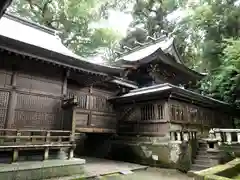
[210,128,240,144]
[0,129,77,162]
[169,130,197,141]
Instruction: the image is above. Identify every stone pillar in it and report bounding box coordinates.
[183,132,189,141]
[177,131,181,141]
[237,132,240,144]
[226,132,232,145]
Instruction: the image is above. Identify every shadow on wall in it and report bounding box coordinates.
[75,133,114,158]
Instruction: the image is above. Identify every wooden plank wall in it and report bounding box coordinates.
[117,100,169,136]
[67,84,117,132]
[168,99,232,128]
[0,53,64,130]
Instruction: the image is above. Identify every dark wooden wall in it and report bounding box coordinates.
[116,99,233,136]
[116,100,169,136]
[67,83,117,133]
[0,51,118,132]
[168,100,232,129]
[0,52,63,130]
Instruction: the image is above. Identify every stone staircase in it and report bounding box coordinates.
[189,141,215,172]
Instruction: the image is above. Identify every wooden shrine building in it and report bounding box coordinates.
[0,12,239,172]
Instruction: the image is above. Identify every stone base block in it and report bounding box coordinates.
[0,158,85,180]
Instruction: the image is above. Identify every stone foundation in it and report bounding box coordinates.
[0,158,85,180]
[110,135,198,172]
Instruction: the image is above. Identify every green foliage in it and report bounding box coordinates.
[200,39,240,108]
[7,0,121,58]
[119,0,183,50]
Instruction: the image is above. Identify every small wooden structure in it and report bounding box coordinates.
[0,13,135,162]
[115,36,204,87]
[110,83,235,137]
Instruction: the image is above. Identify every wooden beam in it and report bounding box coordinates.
[76,127,116,134]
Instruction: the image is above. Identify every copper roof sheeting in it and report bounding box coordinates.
[116,36,183,65]
[0,13,123,76]
[110,83,236,113]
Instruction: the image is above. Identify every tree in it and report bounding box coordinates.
[7,0,121,58]
[200,39,240,107]
[177,0,240,71]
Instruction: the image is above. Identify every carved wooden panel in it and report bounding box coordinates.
[13,93,61,129]
[0,70,11,86]
[16,73,62,95]
[67,87,88,109]
[168,100,230,128]
[0,91,9,128]
[75,111,89,127]
[91,114,116,129]
[138,123,167,135]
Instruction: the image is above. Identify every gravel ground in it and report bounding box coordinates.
[94,167,193,180]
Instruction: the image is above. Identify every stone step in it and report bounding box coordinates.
[195,153,218,159]
[194,159,211,166]
[190,164,210,172]
[197,151,208,155]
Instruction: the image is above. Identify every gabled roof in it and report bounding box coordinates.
[110,83,239,116]
[115,35,183,67]
[114,35,204,81]
[0,13,123,76]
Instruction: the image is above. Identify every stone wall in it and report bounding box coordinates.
[110,130,198,172]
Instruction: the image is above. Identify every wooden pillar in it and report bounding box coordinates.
[62,69,70,97]
[164,101,170,122]
[87,86,93,126]
[12,148,19,162]
[44,131,50,160]
[5,71,17,129]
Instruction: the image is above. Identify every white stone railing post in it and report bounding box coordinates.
[226,132,232,145]
[212,128,240,145]
[238,132,240,143]
[177,131,181,141]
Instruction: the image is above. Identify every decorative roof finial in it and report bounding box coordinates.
[147,36,156,41]
[134,40,145,46]
[123,46,133,51]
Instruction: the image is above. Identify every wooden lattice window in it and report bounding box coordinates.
[189,107,198,122]
[157,104,163,119]
[140,104,155,121]
[170,105,184,121]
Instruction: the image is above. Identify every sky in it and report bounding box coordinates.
[89,10,133,64]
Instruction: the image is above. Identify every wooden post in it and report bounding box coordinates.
[164,101,170,122]
[12,130,20,163]
[44,148,49,160]
[5,71,17,129]
[62,69,70,97]
[12,148,19,163]
[88,86,93,126]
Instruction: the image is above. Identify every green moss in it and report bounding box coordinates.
[194,159,240,180]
